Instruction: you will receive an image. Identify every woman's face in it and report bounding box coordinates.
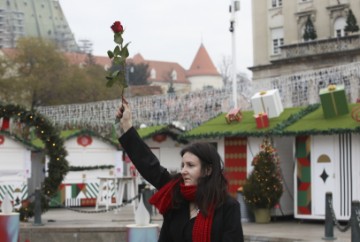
[180,152,202,186]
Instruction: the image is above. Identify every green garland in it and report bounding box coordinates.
[0,104,68,221]
[271,104,320,135]
[69,165,114,171]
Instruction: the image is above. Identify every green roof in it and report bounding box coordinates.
[283,103,360,135]
[137,125,167,139]
[181,106,312,139]
[0,130,41,151]
[31,129,120,149]
[180,103,360,139]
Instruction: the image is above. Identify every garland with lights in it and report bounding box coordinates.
[243,138,283,209]
[0,104,68,221]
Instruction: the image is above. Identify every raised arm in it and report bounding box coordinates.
[117,104,171,189]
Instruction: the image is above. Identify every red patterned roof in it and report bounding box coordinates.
[187,43,220,77]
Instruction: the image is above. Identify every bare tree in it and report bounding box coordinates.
[218,56,232,85]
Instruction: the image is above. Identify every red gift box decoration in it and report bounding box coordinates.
[225,108,242,124]
[254,113,269,129]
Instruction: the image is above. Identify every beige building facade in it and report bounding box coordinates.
[250,0,360,81]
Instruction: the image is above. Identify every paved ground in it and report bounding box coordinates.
[21,205,352,242]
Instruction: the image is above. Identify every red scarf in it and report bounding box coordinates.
[149,178,214,242]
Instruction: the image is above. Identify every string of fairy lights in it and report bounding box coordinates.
[36,62,360,131]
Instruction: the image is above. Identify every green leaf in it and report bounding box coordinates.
[114,33,123,45]
[107,50,114,59]
[113,46,121,56]
[111,70,120,77]
[113,57,122,65]
[121,43,130,58]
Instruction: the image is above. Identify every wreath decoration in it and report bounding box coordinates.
[0,103,68,221]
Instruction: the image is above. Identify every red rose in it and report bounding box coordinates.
[111,21,124,33]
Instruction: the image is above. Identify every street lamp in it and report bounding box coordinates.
[229,0,240,108]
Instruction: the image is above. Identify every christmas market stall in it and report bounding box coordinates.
[179,104,314,218]
[283,102,360,221]
[0,130,39,210]
[47,130,123,208]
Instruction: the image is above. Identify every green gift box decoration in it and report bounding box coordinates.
[319,84,349,119]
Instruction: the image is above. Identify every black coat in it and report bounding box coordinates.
[119,127,244,242]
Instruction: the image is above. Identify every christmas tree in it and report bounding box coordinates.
[303,16,317,41]
[243,138,283,209]
[344,9,359,34]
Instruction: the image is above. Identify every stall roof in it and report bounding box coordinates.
[283,103,360,135]
[137,124,188,144]
[180,106,311,139]
[0,130,41,151]
[137,125,167,139]
[181,103,360,139]
[32,129,121,149]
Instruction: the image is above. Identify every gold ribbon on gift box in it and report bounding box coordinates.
[256,112,267,128]
[327,84,336,91]
[327,84,338,116]
[259,91,267,114]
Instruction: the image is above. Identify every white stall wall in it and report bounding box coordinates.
[274,137,295,216]
[352,134,360,201]
[311,135,337,218]
[145,137,184,173]
[246,137,262,174]
[0,135,30,205]
[0,137,29,183]
[309,134,355,221]
[63,136,123,184]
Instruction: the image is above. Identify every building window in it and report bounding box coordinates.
[273,38,284,54]
[271,28,284,54]
[334,17,346,37]
[271,0,282,8]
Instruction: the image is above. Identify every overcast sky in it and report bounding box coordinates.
[59,0,253,77]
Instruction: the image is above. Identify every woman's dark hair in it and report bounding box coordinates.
[172,142,228,216]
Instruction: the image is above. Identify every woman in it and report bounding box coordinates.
[117,104,244,242]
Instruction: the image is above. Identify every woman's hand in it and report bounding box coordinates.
[116,103,132,133]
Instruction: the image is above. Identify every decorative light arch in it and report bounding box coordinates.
[0,103,68,220]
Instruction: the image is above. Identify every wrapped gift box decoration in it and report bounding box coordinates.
[225,108,242,124]
[319,84,349,119]
[250,89,283,118]
[254,113,269,129]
